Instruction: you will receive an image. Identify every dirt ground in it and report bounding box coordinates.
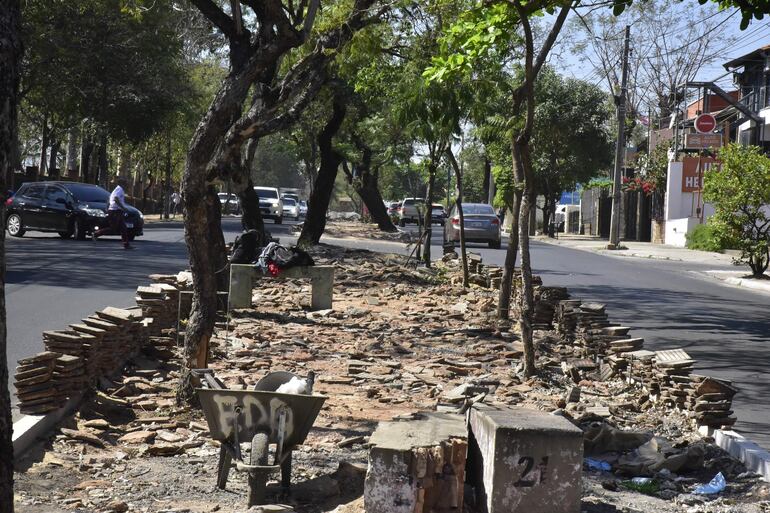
[13,244,770,513]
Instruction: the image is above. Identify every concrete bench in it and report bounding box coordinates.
[228,263,334,311]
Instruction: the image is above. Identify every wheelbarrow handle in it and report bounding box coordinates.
[191,368,226,390]
[306,371,316,395]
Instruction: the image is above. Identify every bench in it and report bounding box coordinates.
[229,264,334,311]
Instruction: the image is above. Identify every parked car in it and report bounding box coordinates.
[431,204,447,226]
[444,203,501,249]
[397,198,425,227]
[254,186,283,223]
[6,181,144,240]
[282,197,300,221]
[218,193,241,215]
[298,200,308,217]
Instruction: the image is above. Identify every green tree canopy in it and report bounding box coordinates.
[704,144,770,277]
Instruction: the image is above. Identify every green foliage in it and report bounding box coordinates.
[635,143,669,195]
[586,178,614,190]
[483,69,612,209]
[530,68,613,200]
[685,224,729,252]
[704,144,770,276]
[492,164,516,211]
[21,0,189,143]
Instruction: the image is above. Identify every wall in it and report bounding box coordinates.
[664,160,716,247]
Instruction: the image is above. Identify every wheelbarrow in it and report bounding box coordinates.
[194,369,326,506]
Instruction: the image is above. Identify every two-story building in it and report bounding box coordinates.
[724,44,770,148]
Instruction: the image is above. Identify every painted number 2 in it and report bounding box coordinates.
[513,456,549,487]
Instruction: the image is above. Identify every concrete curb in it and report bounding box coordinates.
[702,271,770,296]
[714,429,770,482]
[12,394,82,456]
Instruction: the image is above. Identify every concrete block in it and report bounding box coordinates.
[468,405,583,513]
[229,264,255,309]
[365,412,467,513]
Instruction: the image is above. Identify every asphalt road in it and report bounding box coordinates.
[7,219,770,450]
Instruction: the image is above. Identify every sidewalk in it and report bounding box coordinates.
[534,233,770,295]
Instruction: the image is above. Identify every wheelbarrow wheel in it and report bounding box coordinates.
[248,432,269,506]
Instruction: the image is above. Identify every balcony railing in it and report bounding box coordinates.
[738,86,769,112]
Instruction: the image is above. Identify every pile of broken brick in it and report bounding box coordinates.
[14,274,192,415]
[554,300,738,430]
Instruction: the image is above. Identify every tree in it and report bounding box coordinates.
[298,85,348,247]
[19,0,190,184]
[704,144,770,277]
[0,0,21,509]
[426,0,574,376]
[530,69,613,236]
[179,0,387,400]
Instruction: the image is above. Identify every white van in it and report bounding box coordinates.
[254,186,283,223]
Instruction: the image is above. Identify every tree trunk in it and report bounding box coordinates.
[349,144,395,232]
[238,179,265,233]
[48,138,60,177]
[445,149,468,287]
[236,139,265,234]
[163,131,172,220]
[422,165,436,267]
[65,125,78,176]
[497,135,525,320]
[38,114,49,176]
[483,156,492,203]
[518,187,536,376]
[750,246,769,277]
[178,48,259,404]
[355,172,396,231]
[0,0,22,508]
[97,131,108,188]
[80,122,93,182]
[298,94,347,247]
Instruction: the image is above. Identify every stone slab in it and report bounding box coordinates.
[468,405,583,513]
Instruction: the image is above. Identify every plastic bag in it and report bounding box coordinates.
[585,458,611,471]
[276,376,308,395]
[694,472,726,495]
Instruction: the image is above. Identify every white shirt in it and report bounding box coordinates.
[171,192,181,204]
[109,185,126,211]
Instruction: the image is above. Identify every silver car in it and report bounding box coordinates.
[445,203,501,249]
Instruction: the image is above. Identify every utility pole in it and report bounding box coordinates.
[609,25,630,249]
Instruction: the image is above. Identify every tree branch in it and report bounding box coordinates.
[189,0,236,40]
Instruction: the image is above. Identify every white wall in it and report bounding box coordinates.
[664,160,717,245]
[665,217,701,247]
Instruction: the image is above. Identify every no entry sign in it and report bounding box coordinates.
[695,113,717,133]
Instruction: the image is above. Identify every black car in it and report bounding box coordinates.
[5,181,144,240]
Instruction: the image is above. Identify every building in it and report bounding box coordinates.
[724,45,770,148]
[659,46,770,246]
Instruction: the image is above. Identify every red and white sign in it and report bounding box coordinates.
[682,156,719,192]
[694,113,717,133]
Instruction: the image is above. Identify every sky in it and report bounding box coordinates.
[551,4,770,97]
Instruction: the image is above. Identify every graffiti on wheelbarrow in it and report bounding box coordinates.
[211,393,295,442]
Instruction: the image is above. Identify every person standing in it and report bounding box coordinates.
[93,180,132,249]
[171,190,181,218]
